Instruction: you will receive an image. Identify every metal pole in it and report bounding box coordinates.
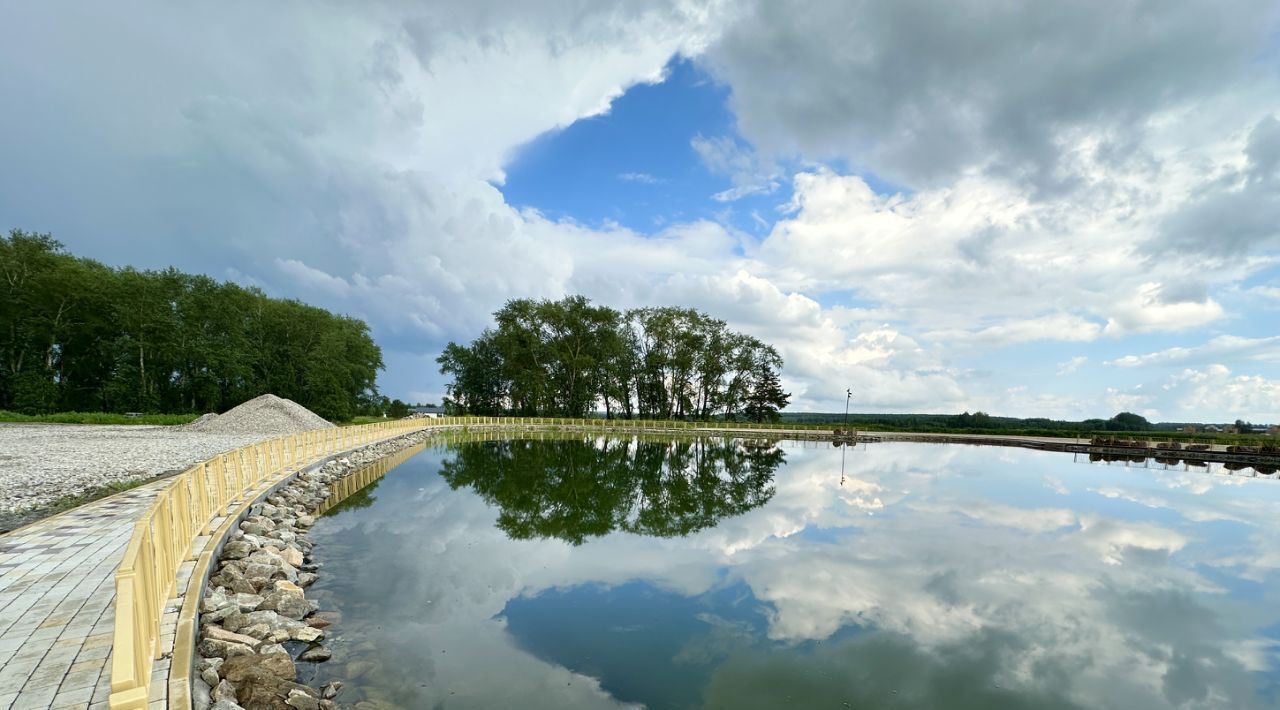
[843,389,851,431]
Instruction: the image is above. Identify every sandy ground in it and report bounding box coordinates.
[0,423,270,531]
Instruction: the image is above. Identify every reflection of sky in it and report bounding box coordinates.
[307,441,1280,709]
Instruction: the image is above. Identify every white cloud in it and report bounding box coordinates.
[1248,284,1280,300]
[1161,365,1280,421]
[1056,356,1087,376]
[617,172,659,184]
[1104,364,1280,422]
[927,315,1102,349]
[691,133,781,201]
[1101,283,1225,336]
[1109,335,1280,368]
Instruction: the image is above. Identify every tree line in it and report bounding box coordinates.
[784,410,1162,433]
[437,296,790,421]
[1,229,383,421]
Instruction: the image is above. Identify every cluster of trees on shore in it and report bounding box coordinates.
[437,296,790,421]
[1,230,384,421]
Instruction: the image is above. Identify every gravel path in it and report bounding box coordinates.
[0,423,271,530]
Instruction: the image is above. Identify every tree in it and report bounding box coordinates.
[743,349,790,422]
[387,399,410,418]
[437,296,791,420]
[0,229,385,418]
[1107,412,1152,431]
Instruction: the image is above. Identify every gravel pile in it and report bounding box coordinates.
[185,394,333,436]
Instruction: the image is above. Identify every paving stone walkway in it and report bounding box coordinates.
[0,480,172,710]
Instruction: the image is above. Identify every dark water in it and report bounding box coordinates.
[304,436,1280,709]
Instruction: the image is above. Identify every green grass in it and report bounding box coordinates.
[342,415,396,426]
[0,410,200,425]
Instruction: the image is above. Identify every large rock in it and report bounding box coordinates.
[290,626,323,643]
[266,529,297,546]
[240,521,273,537]
[224,609,302,635]
[241,564,283,590]
[280,547,304,567]
[247,549,286,568]
[198,637,255,659]
[221,651,296,683]
[231,671,317,710]
[258,590,310,620]
[212,565,259,596]
[222,540,258,560]
[202,588,233,613]
[233,593,265,612]
[199,657,224,689]
[298,644,331,662]
[204,625,262,648]
[212,679,238,704]
[285,689,320,710]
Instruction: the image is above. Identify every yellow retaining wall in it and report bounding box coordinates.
[107,419,431,709]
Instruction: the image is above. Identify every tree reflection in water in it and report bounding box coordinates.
[438,436,784,545]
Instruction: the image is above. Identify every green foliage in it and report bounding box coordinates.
[0,229,383,419]
[387,399,410,418]
[438,296,788,420]
[0,410,199,425]
[439,436,783,545]
[1106,412,1151,431]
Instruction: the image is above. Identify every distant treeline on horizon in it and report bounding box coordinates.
[782,411,1272,432]
[1,229,385,421]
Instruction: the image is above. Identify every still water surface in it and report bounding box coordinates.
[304,436,1280,709]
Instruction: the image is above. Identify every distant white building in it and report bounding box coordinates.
[410,405,446,418]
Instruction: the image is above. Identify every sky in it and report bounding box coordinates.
[2,1,1280,422]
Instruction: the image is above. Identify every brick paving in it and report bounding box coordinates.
[0,480,171,710]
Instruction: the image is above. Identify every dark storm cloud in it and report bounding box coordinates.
[705,0,1278,190]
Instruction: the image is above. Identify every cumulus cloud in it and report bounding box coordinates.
[1105,364,1280,421]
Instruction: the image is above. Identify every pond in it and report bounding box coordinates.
[301,435,1280,709]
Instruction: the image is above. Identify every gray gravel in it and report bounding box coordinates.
[0,423,272,522]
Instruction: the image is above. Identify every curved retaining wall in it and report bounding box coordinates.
[108,419,432,709]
